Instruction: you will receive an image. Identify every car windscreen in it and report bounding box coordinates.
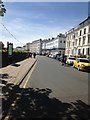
[68,58,75,60]
[80,59,90,63]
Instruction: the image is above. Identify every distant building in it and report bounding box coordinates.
[65,17,90,58]
[42,33,66,55]
[42,39,49,54]
[31,39,42,54]
[22,45,27,51]
[16,46,22,50]
[25,43,32,51]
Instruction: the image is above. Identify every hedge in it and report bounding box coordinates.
[1,50,29,67]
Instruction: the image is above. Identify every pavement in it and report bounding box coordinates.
[0,57,37,85]
[0,57,37,119]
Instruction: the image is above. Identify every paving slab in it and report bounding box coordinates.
[0,58,37,85]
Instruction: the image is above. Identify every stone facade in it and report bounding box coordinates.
[65,17,90,58]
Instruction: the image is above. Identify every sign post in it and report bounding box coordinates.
[7,42,13,64]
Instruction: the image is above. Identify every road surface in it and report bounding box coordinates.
[4,56,89,119]
[25,56,88,103]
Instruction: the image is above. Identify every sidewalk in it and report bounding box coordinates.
[0,58,37,85]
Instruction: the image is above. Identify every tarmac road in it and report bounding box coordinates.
[25,56,88,103]
[3,56,89,119]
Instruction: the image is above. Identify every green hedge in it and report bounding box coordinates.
[2,50,28,67]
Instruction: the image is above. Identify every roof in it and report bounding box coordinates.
[79,16,90,25]
[66,16,90,34]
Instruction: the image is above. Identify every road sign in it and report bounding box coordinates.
[7,42,13,57]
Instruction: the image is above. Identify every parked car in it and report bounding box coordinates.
[66,57,76,65]
[58,55,63,61]
[52,52,58,59]
[73,58,90,71]
[59,55,67,62]
[49,54,54,58]
[55,54,61,60]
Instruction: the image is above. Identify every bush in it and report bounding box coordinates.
[2,50,28,67]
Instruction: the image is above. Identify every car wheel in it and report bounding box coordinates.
[78,66,80,71]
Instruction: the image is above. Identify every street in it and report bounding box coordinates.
[25,56,88,103]
[1,2,90,119]
[2,56,89,119]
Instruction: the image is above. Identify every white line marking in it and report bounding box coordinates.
[23,61,37,88]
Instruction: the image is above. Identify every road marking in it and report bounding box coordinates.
[23,60,37,88]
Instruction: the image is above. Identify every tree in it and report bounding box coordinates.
[0,0,6,16]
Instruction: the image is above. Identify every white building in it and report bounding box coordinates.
[31,39,42,54]
[42,33,66,55]
[42,39,48,54]
[65,17,90,58]
[16,46,22,50]
[26,42,32,51]
[19,43,32,51]
[22,45,27,51]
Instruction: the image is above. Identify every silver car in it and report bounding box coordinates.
[66,57,76,65]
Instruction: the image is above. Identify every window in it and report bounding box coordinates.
[88,35,90,43]
[74,32,78,38]
[86,48,90,55]
[76,32,78,37]
[72,34,75,39]
[60,41,62,43]
[68,36,69,40]
[83,36,86,44]
[84,28,86,34]
[72,42,74,46]
[78,49,81,55]
[69,41,70,47]
[68,57,75,60]
[77,59,80,62]
[80,59,90,63]
[82,48,84,55]
[64,41,65,43]
[75,39,77,45]
[79,38,81,45]
[80,30,82,36]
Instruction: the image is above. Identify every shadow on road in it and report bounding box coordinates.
[1,80,90,119]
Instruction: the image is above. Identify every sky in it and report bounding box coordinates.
[0,2,88,48]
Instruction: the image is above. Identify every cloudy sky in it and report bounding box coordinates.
[0,2,88,47]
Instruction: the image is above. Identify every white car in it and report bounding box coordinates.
[66,57,76,65]
[49,54,54,58]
